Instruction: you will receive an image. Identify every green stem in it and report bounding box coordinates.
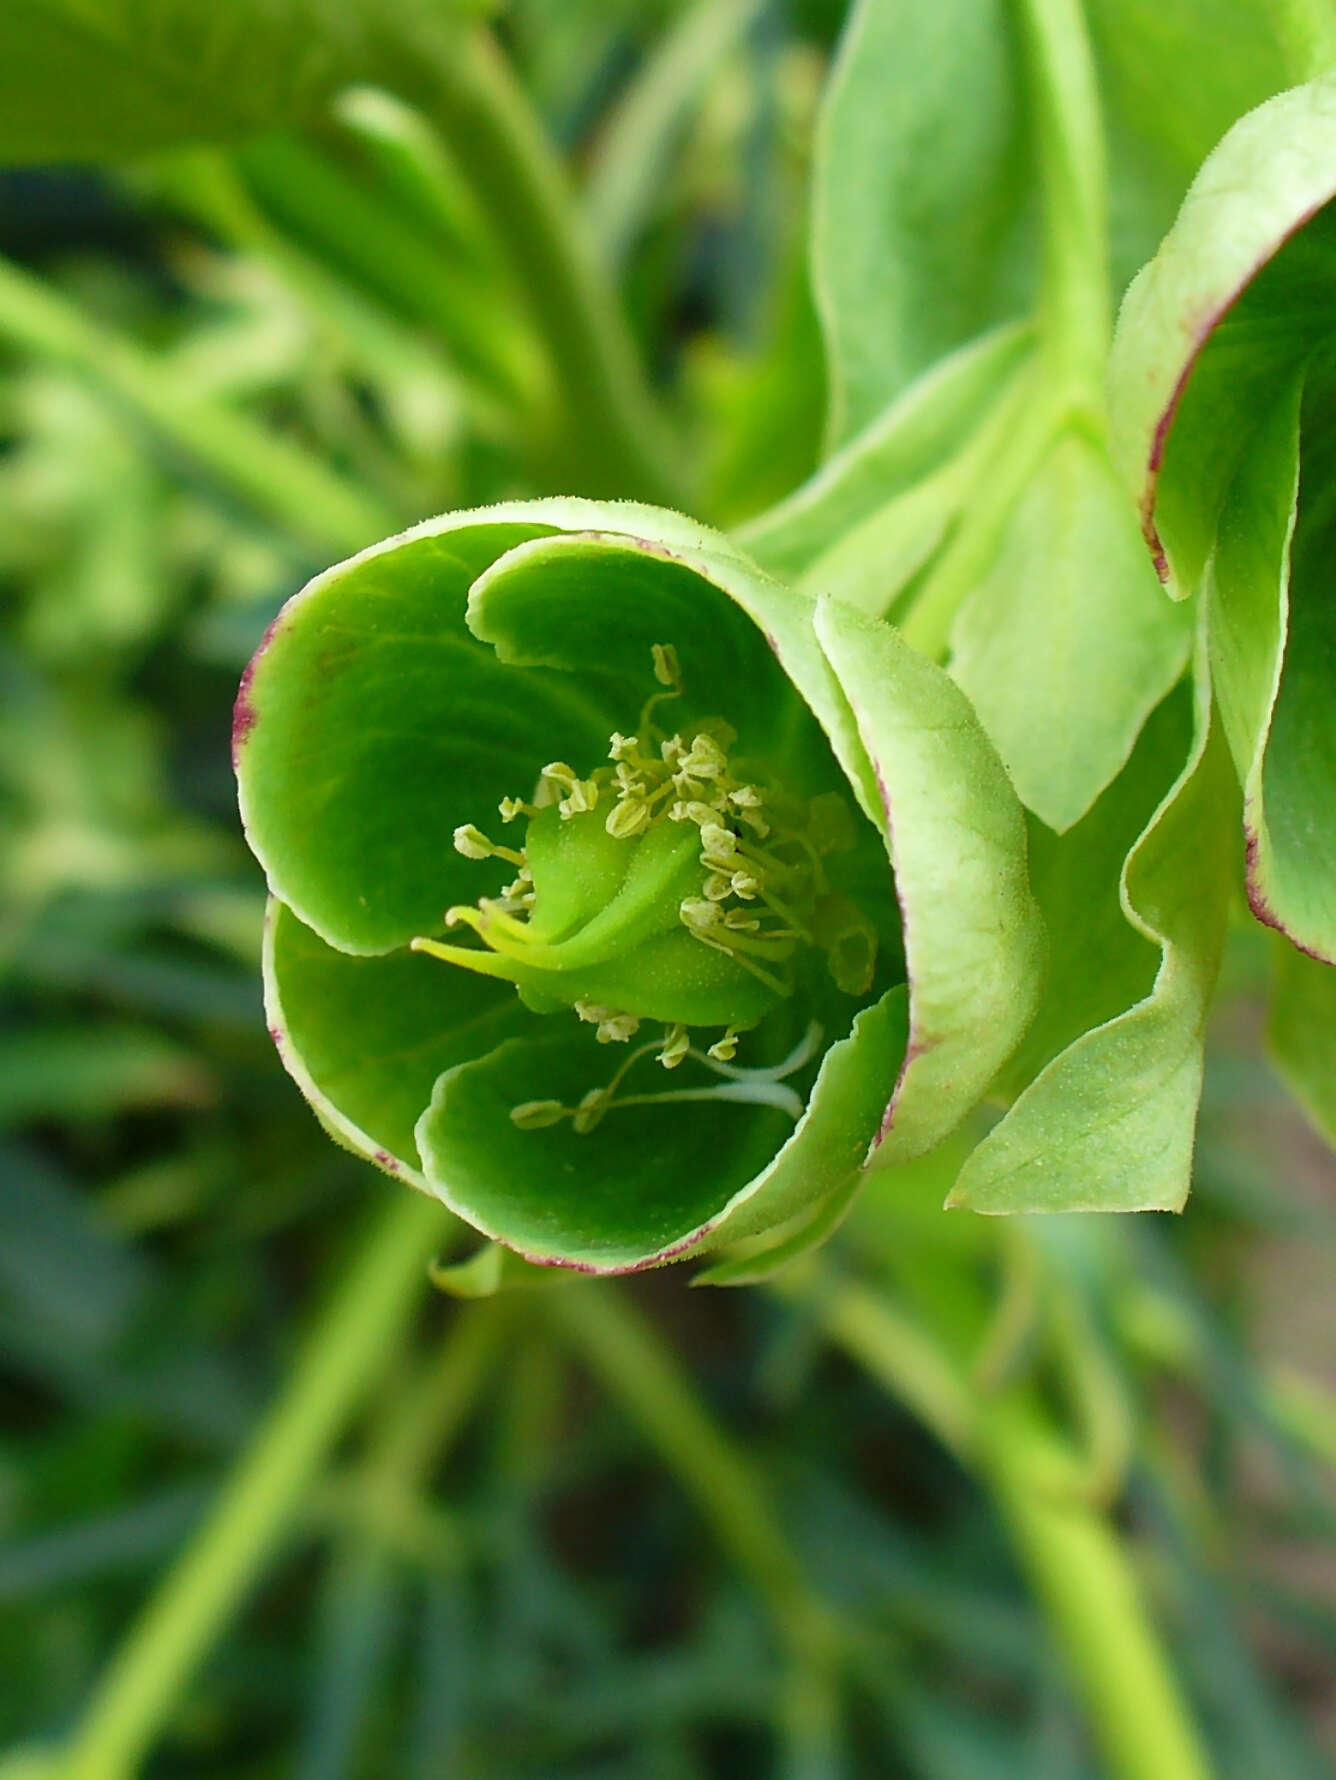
[545,1284,843,1764]
[982,1407,1212,1780]
[897,364,1063,658]
[397,29,684,505]
[57,1192,447,1780]
[785,1262,1214,1780]
[1014,0,1109,396]
[585,0,764,267]
[773,1267,978,1461]
[897,0,1109,659]
[0,255,399,560]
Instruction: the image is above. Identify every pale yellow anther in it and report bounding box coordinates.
[453,823,495,860]
[510,1099,569,1130]
[608,732,637,761]
[606,797,651,839]
[731,870,762,900]
[558,778,599,818]
[680,897,721,933]
[651,642,681,687]
[708,1028,740,1063]
[724,909,760,931]
[572,1088,609,1134]
[703,872,734,902]
[670,799,718,827]
[498,797,536,824]
[575,1001,640,1043]
[681,733,727,778]
[699,821,736,857]
[727,784,762,809]
[658,1025,690,1069]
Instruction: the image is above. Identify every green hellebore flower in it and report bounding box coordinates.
[235,499,1043,1274]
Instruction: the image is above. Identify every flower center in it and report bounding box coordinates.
[411,647,876,1129]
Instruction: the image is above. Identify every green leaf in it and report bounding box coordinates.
[813,0,1036,445]
[429,1242,559,1297]
[1203,370,1336,961]
[1087,0,1299,294]
[949,428,1193,831]
[1109,77,1336,957]
[1109,74,1336,597]
[814,598,1046,1165]
[235,518,614,955]
[0,0,471,166]
[0,1026,212,1127]
[1268,939,1336,1150]
[265,898,528,1181]
[738,324,1033,588]
[996,692,1188,1095]
[950,637,1235,1213]
[1254,379,1336,960]
[415,1020,796,1271]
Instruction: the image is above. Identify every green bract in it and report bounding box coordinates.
[236,499,1043,1272]
[1110,73,1336,965]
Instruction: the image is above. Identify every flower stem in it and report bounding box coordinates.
[0,254,399,560]
[55,1192,447,1780]
[545,1283,844,1766]
[398,29,685,505]
[1015,0,1110,400]
[780,1261,1213,1780]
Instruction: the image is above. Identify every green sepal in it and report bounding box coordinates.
[814,597,1046,1166]
[1109,75,1336,960]
[429,1243,566,1300]
[1267,940,1336,1153]
[264,896,529,1182]
[950,623,1236,1213]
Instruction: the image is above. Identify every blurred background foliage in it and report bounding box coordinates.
[0,2,1334,1776]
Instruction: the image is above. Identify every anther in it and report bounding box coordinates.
[680,898,722,933]
[658,1024,690,1069]
[698,821,737,858]
[453,824,495,860]
[651,643,681,688]
[575,1001,640,1044]
[510,1099,569,1130]
[708,1028,741,1063]
[572,1088,609,1135]
[606,797,651,839]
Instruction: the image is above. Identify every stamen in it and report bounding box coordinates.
[575,1000,641,1044]
[453,824,525,867]
[432,647,876,1143]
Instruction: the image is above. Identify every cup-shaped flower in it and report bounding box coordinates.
[235,500,1043,1273]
